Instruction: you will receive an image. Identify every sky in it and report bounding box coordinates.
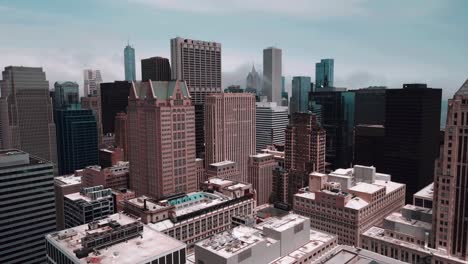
[0,0,467,98]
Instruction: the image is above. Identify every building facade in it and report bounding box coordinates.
[315,58,334,89]
[0,150,56,264]
[53,81,80,109]
[54,174,82,230]
[285,112,326,203]
[141,56,171,81]
[248,153,276,205]
[100,81,131,134]
[255,101,288,152]
[383,84,441,203]
[263,47,282,104]
[0,66,57,167]
[127,80,197,199]
[171,37,222,157]
[81,161,129,190]
[205,93,256,182]
[290,76,311,115]
[114,112,128,158]
[55,108,99,175]
[81,95,102,142]
[293,165,405,246]
[83,69,102,96]
[64,185,114,228]
[124,44,136,81]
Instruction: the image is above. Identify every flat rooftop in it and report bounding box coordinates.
[349,182,384,194]
[317,245,407,264]
[414,182,434,200]
[0,149,51,168]
[55,175,82,186]
[205,177,235,186]
[385,212,432,230]
[47,214,185,264]
[250,153,273,159]
[209,160,236,167]
[256,213,308,232]
[374,179,405,194]
[126,196,168,211]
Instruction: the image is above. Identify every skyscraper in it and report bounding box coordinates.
[432,79,468,259]
[0,150,55,264]
[205,93,256,182]
[246,64,261,93]
[141,56,171,81]
[248,153,276,205]
[53,81,80,109]
[315,59,334,89]
[285,112,326,204]
[124,43,136,81]
[81,95,102,142]
[255,101,288,152]
[171,37,222,158]
[55,108,99,175]
[383,84,441,203]
[290,76,311,115]
[100,81,131,134]
[309,90,355,169]
[83,69,102,96]
[263,47,282,104]
[127,80,197,199]
[0,66,57,166]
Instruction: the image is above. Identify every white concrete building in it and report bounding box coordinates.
[263,47,282,104]
[256,101,288,152]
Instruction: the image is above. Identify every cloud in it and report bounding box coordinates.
[127,0,369,19]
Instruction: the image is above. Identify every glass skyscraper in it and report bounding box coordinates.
[290,76,311,114]
[315,59,334,88]
[124,43,136,81]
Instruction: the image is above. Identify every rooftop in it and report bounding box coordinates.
[317,245,407,264]
[55,175,82,186]
[413,182,434,200]
[0,149,51,169]
[250,153,273,159]
[209,160,236,167]
[385,212,432,230]
[256,213,309,232]
[349,182,384,194]
[47,214,185,264]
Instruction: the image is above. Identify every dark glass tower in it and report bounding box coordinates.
[55,109,98,175]
[100,81,131,134]
[124,44,136,81]
[309,90,355,169]
[141,56,171,81]
[383,84,441,203]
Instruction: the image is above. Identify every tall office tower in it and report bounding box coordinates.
[127,80,197,199]
[290,76,311,115]
[246,64,262,93]
[53,81,80,109]
[64,186,114,228]
[81,95,102,141]
[83,69,102,96]
[354,87,386,126]
[114,112,128,158]
[255,101,288,152]
[205,93,256,182]
[354,124,385,169]
[55,108,99,175]
[124,43,136,81]
[248,153,276,205]
[0,150,55,264]
[141,56,171,81]
[315,58,334,89]
[263,47,282,104]
[433,79,468,259]
[309,90,355,169]
[100,81,131,134]
[285,112,326,203]
[384,84,441,203]
[0,66,57,166]
[171,37,222,158]
[54,174,82,230]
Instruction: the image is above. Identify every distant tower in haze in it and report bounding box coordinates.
[141,56,171,81]
[83,69,102,96]
[246,65,261,93]
[0,66,58,166]
[124,43,136,81]
[263,47,282,103]
[315,59,334,89]
[290,76,311,115]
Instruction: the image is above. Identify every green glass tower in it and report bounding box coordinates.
[315,59,334,89]
[124,43,136,81]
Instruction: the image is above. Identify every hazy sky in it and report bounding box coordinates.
[1,0,467,97]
